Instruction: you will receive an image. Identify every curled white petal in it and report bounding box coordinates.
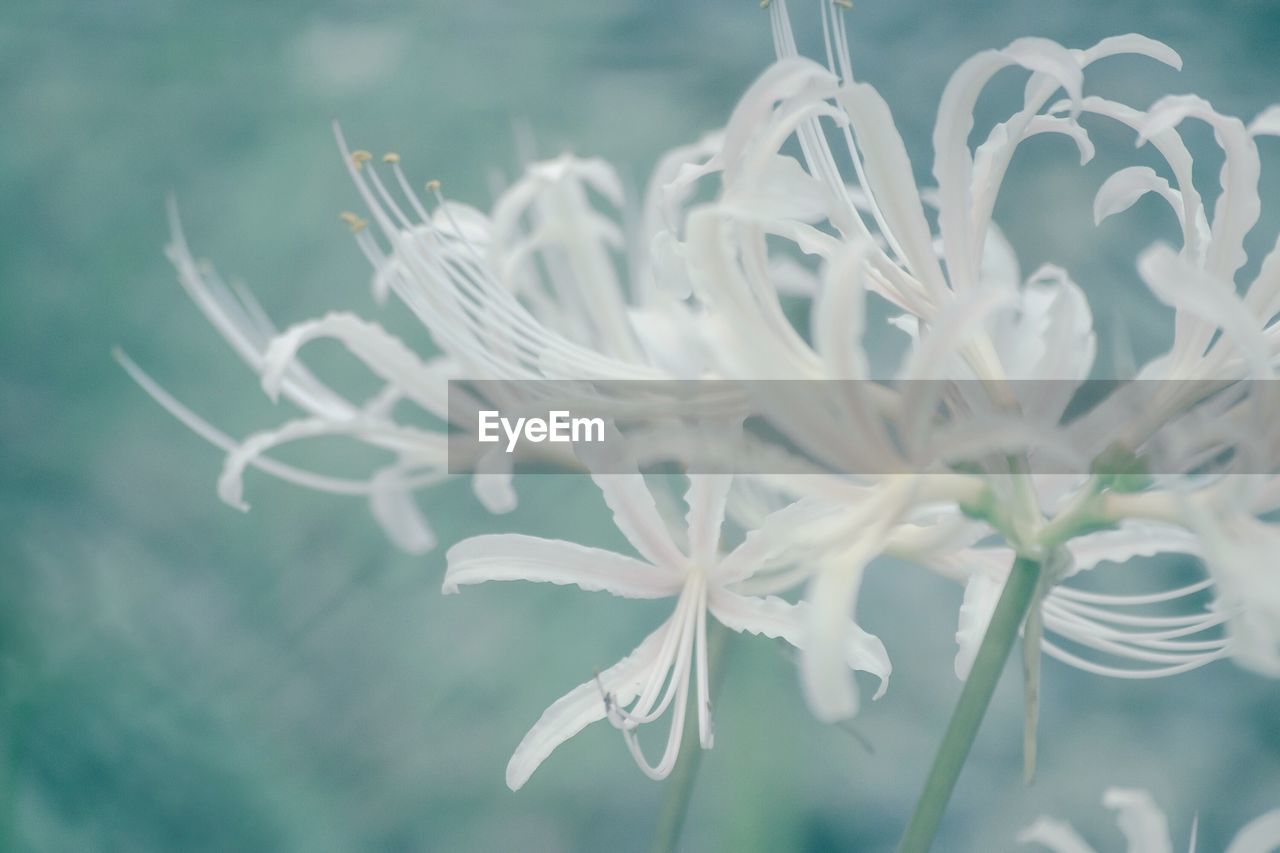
[800,539,883,722]
[444,535,683,598]
[1093,166,1179,226]
[1139,95,1261,281]
[261,311,452,417]
[710,589,890,698]
[1102,787,1174,853]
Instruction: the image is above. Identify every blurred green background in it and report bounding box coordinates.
[3,1,1279,850]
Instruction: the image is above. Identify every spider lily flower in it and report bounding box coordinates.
[1019,787,1280,853]
[679,2,1179,527]
[719,0,1280,686]
[122,121,725,551]
[443,431,890,788]
[128,0,1280,795]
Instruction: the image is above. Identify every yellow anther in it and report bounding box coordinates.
[339,211,368,233]
[425,179,441,193]
[382,152,400,163]
[351,150,373,169]
[760,0,772,7]
[833,0,852,8]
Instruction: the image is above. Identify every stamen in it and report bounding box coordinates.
[351,149,373,169]
[694,583,714,748]
[388,162,434,227]
[1054,578,1214,607]
[382,152,401,163]
[1041,638,1225,678]
[339,211,368,233]
[114,349,431,497]
[619,613,697,780]
[332,121,665,382]
[594,580,713,781]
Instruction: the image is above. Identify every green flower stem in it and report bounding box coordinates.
[650,621,732,853]
[896,555,1044,853]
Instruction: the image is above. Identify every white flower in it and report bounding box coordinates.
[127,0,1280,797]
[726,0,1280,690]
[1020,787,1280,853]
[443,430,889,788]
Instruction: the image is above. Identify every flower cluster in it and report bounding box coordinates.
[125,0,1280,798]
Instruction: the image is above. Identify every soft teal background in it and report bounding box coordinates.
[3,1,1279,850]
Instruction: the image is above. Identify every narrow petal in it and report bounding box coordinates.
[1244,233,1280,324]
[1078,96,1207,260]
[444,535,683,598]
[684,475,732,566]
[1093,166,1181,226]
[933,38,1082,293]
[966,32,1181,276]
[166,200,356,420]
[260,311,453,418]
[714,497,852,587]
[576,423,689,569]
[812,240,872,379]
[1102,788,1174,853]
[710,589,890,696]
[1066,522,1201,574]
[369,465,437,554]
[1139,96,1261,281]
[835,82,948,298]
[642,133,723,284]
[723,153,831,223]
[719,57,839,185]
[472,448,517,514]
[505,624,670,790]
[799,539,883,721]
[1138,243,1271,378]
[1078,34,1181,69]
